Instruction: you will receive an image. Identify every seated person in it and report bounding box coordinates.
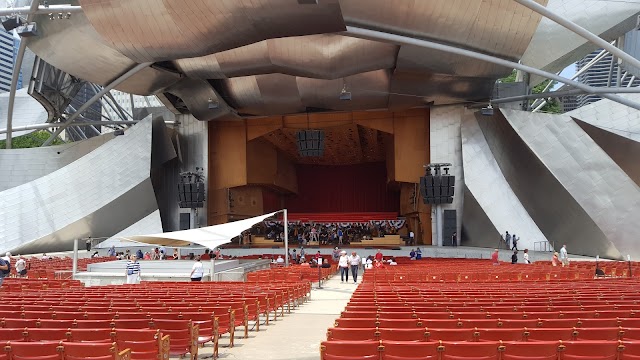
[276,255,285,264]
[321,259,331,268]
[374,260,385,269]
[409,249,416,260]
[300,261,310,267]
[143,252,151,260]
[388,257,398,266]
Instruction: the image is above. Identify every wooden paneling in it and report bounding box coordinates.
[246,138,297,193]
[229,186,264,217]
[246,117,282,140]
[393,109,430,183]
[209,121,247,189]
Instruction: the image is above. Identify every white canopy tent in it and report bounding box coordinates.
[72,210,291,278]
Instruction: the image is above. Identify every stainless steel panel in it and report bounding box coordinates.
[567,93,640,142]
[0,118,158,254]
[164,78,238,121]
[0,88,50,140]
[461,111,549,251]
[460,185,501,248]
[79,0,346,62]
[175,35,398,80]
[622,29,640,78]
[99,210,163,248]
[574,118,640,189]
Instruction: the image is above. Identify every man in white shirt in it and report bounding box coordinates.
[190,256,204,281]
[15,257,26,277]
[276,255,285,264]
[560,245,569,267]
[338,251,349,282]
[348,251,361,283]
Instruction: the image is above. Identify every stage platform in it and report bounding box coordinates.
[74,259,271,286]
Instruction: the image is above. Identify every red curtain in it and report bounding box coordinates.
[284,162,399,213]
[262,189,281,213]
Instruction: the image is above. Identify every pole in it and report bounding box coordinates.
[72,238,78,279]
[595,255,599,278]
[283,209,289,267]
[628,255,632,279]
[435,204,444,246]
[317,261,322,289]
[210,257,215,282]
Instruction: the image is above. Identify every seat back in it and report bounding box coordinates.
[5,341,62,360]
[381,340,439,360]
[559,340,623,360]
[113,329,169,360]
[61,342,129,360]
[321,340,381,360]
[24,328,70,342]
[500,341,559,360]
[68,329,115,342]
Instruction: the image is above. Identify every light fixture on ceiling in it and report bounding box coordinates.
[339,79,351,101]
[208,98,219,110]
[48,13,54,20]
[481,103,494,116]
[2,15,24,31]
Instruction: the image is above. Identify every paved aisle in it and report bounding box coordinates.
[215,274,359,360]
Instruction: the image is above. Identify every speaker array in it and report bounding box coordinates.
[178,182,205,208]
[420,175,455,204]
[297,129,325,157]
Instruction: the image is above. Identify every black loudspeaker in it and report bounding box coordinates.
[297,129,325,157]
[420,175,455,205]
[178,181,205,208]
[444,210,457,246]
[179,213,191,230]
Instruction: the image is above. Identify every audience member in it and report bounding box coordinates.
[107,246,116,257]
[415,247,422,260]
[388,257,398,266]
[0,256,8,286]
[92,251,100,258]
[523,249,530,264]
[201,249,211,260]
[143,252,151,260]
[375,249,383,262]
[491,249,499,265]
[511,250,518,264]
[338,250,349,282]
[560,245,569,267]
[136,249,143,260]
[276,255,285,264]
[125,255,141,284]
[552,252,560,266]
[332,247,340,262]
[321,259,331,268]
[190,256,204,282]
[15,256,26,277]
[348,251,362,283]
[410,249,416,260]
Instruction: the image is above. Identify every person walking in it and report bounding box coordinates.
[451,232,457,247]
[190,256,204,281]
[338,250,349,282]
[523,249,530,264]
[511,234,518,251]
[348,251,362,283]
[15,257,26,277]
[560,245,569,267]
[125,255,141,284]
[504,231,511,249]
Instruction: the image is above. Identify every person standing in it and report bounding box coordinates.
[504,232,511,249]
[108,246,116,257]
[15,257,26,277]
[338,251,349,282]
[190,256,204,281]
[125,255,141,284]
[511,250,518,264]
[523,249,530,264]
[348,251,362,283]
[375,249,383,262]
[85,238,92,252]
[338,228,344,245]
[409,230,415,246]
[560,245,569,267]
[511,234,518,251]
[0,256,8,287]
[451,232,457,247]
[491,249,499,265]
[332,247,340,262]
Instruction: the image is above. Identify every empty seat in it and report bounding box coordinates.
[439,341,500,360]
[4,341,62,360]
[525,328,576,341]
[538,319,579,328]
[621,341,640,360]
[24,328,70,342]
[426,329,477,342]
[381,340,439,360]
[39,320,75,329]
[68,329,114,342]
[326,328,378,341]
[378,328,428,341]
[151,319,198,360]
[560,340,622,360]
[378,319,422,329]
[574,327,622,341]
[62,342,130,360]
[111,319,152,329]
[499,320,540,329]
[501,341,559,360]
[2,318,39,328]
[113,329,169,360]
[577,319,620,328]
[334,318,378,328]
[476,328,524,342]
[622,328,640,341]
[321,340,380,360]
[74,320,113,329]
[0,328,25,341]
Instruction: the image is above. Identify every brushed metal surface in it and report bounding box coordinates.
[574,118,640,189]
[567,93,640,142]
[460,185,501,248]
[461,111,549,251]
[476,110,615,258]
[79,0,346,63]
[0,118,158,254]
[164,78,238,121]
[175,34,398,80]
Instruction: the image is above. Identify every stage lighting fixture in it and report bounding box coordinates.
[339,88,352,101]
[207,98,219,110]
[17,23,38,37]
[297,129,325,157]
[481,104,494,116]
[65,12,71,19]
[2,16,24,31]
[48,13,54,20]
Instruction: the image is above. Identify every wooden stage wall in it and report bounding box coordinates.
[207,109,433,244]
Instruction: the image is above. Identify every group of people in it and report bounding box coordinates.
[503,231,521,251]
[491,244,570,266]
[552,245,570,267]
[0,252,27,286]
[256,221,404,246]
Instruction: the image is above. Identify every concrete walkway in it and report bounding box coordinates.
[213,273,358,360]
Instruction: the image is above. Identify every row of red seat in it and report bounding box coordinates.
[0,341,130,360]
[0,328,169,359]
[321,340,640,360]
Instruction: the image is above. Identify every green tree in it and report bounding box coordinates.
[0,131,64,149]
[499,70,562,114]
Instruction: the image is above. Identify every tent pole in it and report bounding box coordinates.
[284,209,289,267]
[210,256,215,282]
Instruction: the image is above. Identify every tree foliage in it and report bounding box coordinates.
[499,70,562,114]
[0,131,64,149]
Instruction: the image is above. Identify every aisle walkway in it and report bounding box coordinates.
[216,274,358,360]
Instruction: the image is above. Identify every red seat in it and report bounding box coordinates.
[2,318,39,328]
[326,328,378,341]
[421,320,460,329]
[24,328,70,342]
[439,341,500,360]
[5,341,62,360]
[111,319,152,329]
[39,320,75,329]
[381,341,439,360]
[578,319,620,328]
[499,320,539,329]
[62,342,130,360]
[151,319,197,360]
[426,329,477,342]
[525,328,576,341]
[622,341,640,360]
[501,341,559,360]
[538,319,579,328]
[560,340,622,360]
[113,329,169,360]
[68,329,114,342]
[378,328,427,341]
[74,320,113,329]
[476,328,524,342]
[378,319,422,329]
[321,340,380,360]
[622,328,640,341]
[0,328,25,341]
[621,319,640,328]
[574,327,622,341]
